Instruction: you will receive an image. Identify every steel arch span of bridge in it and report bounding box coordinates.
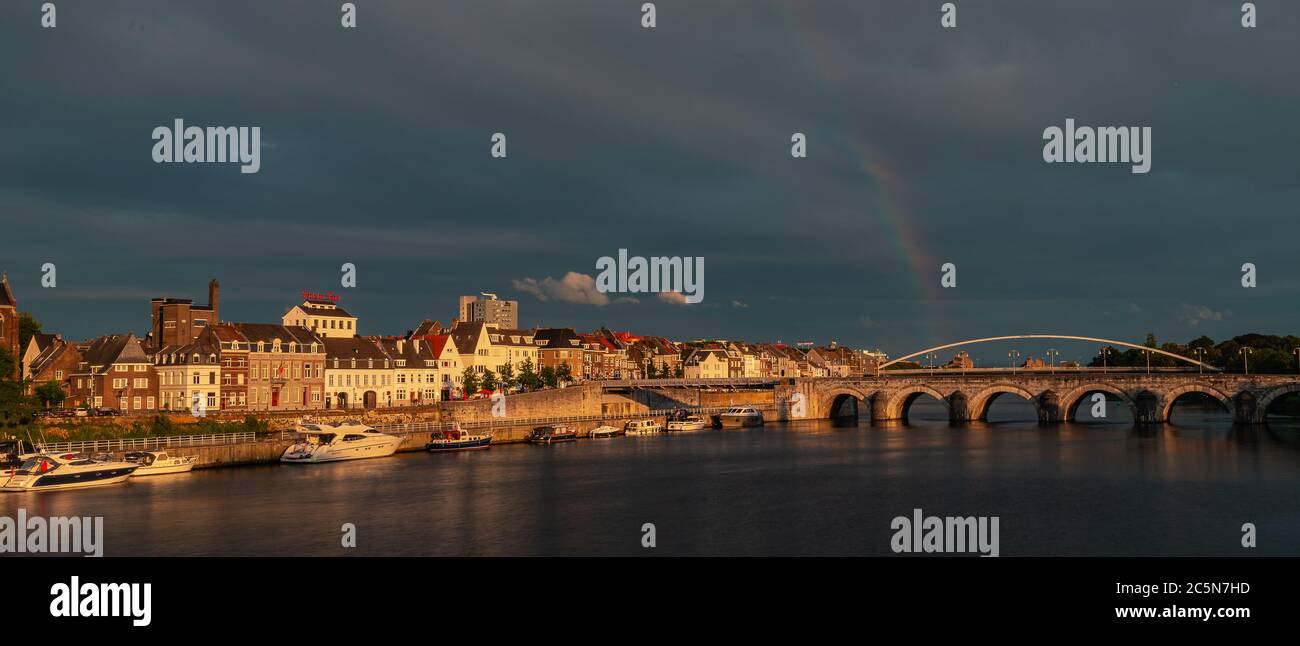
[878,334,1219,371]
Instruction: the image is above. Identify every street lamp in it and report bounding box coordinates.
[1099,347,1111,374]
[1046,348,1059,374]
[1143,349,1151,375]
[1293,348,1300,375]
[1193,347,1207,376]
[1239,347,1253,375]
[1008,350,1021,375]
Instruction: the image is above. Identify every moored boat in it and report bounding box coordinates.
[624,419,663,436]
[666,414,708,431]
[280,422,402,463]
[589,425,622,438]
[1,453,138,492]
[719,406,764,428]
[125,451,198,476]
[426,424,492,452]
[528,424,577,444]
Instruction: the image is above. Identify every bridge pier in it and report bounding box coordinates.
[1037,390,1062,424]
[947,391,969,425]
[1133,390,1164,424]
[1233,391,1261,425]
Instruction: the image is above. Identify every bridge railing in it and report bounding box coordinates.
[36,432,259,454]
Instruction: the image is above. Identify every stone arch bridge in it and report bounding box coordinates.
[777,373,1300,425]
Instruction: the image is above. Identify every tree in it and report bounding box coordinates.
[660,361,671,377]
[518,357,541,390]
[498,362,516,391]
[460,368,479,397]
[540,365,558,389]
[18,311,42,356]
[35,380,66,409]
[674,364,685,378]
[645,362,658,379]
[0,348,37,427]
[480,369,499,392]
[556,362,572,385]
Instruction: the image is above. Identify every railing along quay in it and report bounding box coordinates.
[368,404,776,436]
[37,432,259,454]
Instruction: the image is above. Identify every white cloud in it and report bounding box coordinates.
[1181,304,1226,326]
[731,300,749,308]
[657,291,690,306]
[513,272,609,305]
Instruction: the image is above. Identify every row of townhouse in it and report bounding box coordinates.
[679,342,885,379]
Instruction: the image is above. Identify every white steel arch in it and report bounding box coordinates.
[880,334,1219,371]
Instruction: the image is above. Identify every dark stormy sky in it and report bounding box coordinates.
[2,1,1297,363]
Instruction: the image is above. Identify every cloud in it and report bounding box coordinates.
[657,291,690,306]
[731,300,749,308]
[1181,304,1226,326]
[1123,303,1141,313]
[513,272,609,306]
[858,316,879,329]
[613,296,640,304]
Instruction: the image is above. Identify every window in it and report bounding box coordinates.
[133,397,142,410]
[55,370,63,380]
[207,393,217,408]
[134,378,148,389]
[147,397,155,409]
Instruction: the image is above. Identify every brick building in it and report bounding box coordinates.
[149,279,220,349]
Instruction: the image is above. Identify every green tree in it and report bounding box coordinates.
[460,367,479,396]
[0,348,37,427]
[540,365,558,389]
[18,311,42,357]
[34,380,66,409]
[674,364,685,378]
[518,357,540,390]
[645,362,658,379]
[498,362,516,391]
[660,361,671,378]
[480,369,499,392]
[556,362,572,385]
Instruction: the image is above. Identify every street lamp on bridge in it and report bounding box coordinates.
[1046,348,1059,374]
[1008,350,1021,375]
[1143,349,1152,375]
[1239,347,1253,375]
[1293,348,1300,375]
[925,352,938,376]
[1099,347,1111,374]
[1193,347,1207,376]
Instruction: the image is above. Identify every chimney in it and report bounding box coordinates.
[397,339,405,353]
[208,279,220,322]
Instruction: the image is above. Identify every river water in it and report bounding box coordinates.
[5,399,1300,556]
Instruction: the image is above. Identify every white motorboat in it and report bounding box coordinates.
[124,451,199,476]
[589,425,622,438]
[624,419,663,436]
[666,414,708,431]
[719,406,764,428]
[1,453,138,492]
[280,422,402,463]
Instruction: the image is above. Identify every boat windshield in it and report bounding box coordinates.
[16,457,60,475]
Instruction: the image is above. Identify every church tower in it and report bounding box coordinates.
[0,273,19,378]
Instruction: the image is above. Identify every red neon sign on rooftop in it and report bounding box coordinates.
[301,290,341,302]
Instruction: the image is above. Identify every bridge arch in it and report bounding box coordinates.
[820,387,874,419]
[1060,383,1136,421]
[881,334,1219,371]
[967,384,1040,422]
[885,385,949,422]
[1258,383,1300,417]
[1160,383,1233,421]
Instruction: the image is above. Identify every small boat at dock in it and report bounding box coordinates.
[624,419,663,436]
[589,425,622,438]
[666,414,708,431]
[719,406,764,428]
[426,424,492,452]
[125,451,198,476]
[528,424,577,444]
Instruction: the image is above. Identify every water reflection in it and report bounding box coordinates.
[3,401,1298,556]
